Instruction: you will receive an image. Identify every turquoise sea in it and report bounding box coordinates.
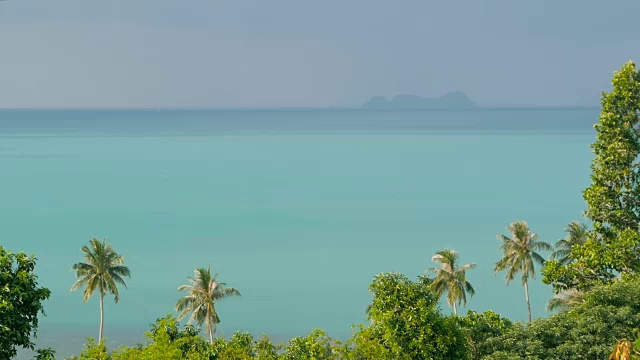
[1,108,598,359]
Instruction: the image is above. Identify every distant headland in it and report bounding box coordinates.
[362,91,476,110]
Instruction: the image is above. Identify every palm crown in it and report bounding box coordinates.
[495,221,551,285]
[176,266,241,343]
[551,221,588,265]
[71,238,130,302]
[428,249,476,315]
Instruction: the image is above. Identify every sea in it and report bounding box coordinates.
[0,108,598,359]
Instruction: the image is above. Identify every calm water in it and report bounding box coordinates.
[1,108,598,358]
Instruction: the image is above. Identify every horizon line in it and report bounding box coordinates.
[0,105,600,111]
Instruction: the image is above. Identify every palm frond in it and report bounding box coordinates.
[532,240,553,252]
[459,263,477,271]
[177,284,194,292]
[72,262,94,272]
[110,265,131,278]
[83,275,100,302]
[71,275,91,292]
[106,276,121,303]
[530,251,547,266]
[109,273,128,289]
[551,248,570,260]
[216,287,241,299]
[464,281,475,296]
[551,221,589,265]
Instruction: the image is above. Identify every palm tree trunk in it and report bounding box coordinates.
[524,280,532,323]
[99,294,104,343]
[206,307,214,344]
[453,302,458,316]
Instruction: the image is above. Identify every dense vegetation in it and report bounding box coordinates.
[4,61,640,359]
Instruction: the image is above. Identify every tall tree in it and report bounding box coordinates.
[544,61,640,292]
[551,221,588,265]
[428,249,476,315]
[584,61,640,232]
[0,247,51,359]
[349,273,468,360]
[176,266,241,344]
[71,238,131,344]
[495,221,552,323]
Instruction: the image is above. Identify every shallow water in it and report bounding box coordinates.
[0,108,597,358]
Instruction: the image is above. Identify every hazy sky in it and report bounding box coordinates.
[1,0,639,108]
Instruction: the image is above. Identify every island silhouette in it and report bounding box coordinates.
[362,91,476,110]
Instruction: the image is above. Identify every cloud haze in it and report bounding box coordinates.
[1,0,638,108]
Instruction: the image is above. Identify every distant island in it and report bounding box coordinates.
[362,91,476,110]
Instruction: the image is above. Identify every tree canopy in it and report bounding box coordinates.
[0,247,51,359]
[478,278,640,359]
[344,272,467,360]
[544,61,640,292]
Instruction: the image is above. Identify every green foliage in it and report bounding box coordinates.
[106,314,281,360]
[455,310,513,359]
[146,315,210,358]
[336,324,392,360]
[545,61,640,292]
[344,273,467,360]
[281,329,336,360]
[113,327,184,360]
[542,239,615,292]
[428,249,476,315]
[63,275,640,360]
[208,332,282,360]
[148,314,201,342]
[68,337,111,360]
[0,247,51,359]
[584,60,640,232]
[480,278,640,359]
[254,335,280,360]
[543,229,640,292]
[34,347,56,360]
[88,315,212,360]
[209,332,259,359]
[176,266,241,344]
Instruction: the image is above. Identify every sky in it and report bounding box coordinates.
[0,0,639,108]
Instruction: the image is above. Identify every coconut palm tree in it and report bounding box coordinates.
[494,221,552,323]
[427,249,476,315]
[551,221,588,265]
[546,288,586,313]
[176,266,241,344]
[71,238,131,344]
